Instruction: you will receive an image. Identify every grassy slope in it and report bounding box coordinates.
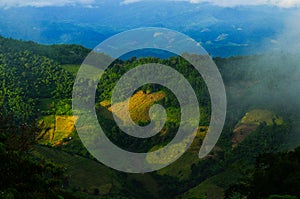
[32,145,165,198]
[232,109,283,147]
[32,145,121,196]
[180,171,242,199]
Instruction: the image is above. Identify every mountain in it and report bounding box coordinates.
[0,2,295,57]
[0,35,299,198]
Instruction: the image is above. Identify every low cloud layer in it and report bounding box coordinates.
[122,0,300,8]
[265,11,300,53]
[0,0,95,8]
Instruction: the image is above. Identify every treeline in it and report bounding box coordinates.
[0,35,84,121]
[0,35,90,65]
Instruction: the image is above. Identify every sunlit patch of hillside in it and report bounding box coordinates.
[232,109,283,147]
[107,90,166,124]
[37,115,78,146]
[240,109,283,126]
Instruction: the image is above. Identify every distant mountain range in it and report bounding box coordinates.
[0,1,297,57]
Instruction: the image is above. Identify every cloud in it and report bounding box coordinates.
[266,11,300,53]
[121,0,300,8]
[189,0,300,8]
[121,0,143,4]
[0,0,96,8]
[215,33,228,42]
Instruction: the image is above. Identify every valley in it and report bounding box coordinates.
[0,35,300,199]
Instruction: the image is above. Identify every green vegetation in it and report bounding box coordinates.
[0,35,90,65]
[0,113,67,199]
[182,173,229,199]
[0,35,299,198]
[225,147,300,199]
[61,64,81,75]
[232,109,284,147]
[32,145,121,197]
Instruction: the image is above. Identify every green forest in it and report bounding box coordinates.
[0,35,300,199]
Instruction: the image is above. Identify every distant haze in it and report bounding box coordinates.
[1,1,298,57]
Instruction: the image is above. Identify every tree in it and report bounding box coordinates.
[0,113,66,198]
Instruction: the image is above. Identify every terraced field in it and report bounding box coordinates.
[106,90,166,124]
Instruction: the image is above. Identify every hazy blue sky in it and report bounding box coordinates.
[121,0,300,8]
[1,0,300,8]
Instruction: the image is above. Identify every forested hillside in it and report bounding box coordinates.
[0,36,299,199]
